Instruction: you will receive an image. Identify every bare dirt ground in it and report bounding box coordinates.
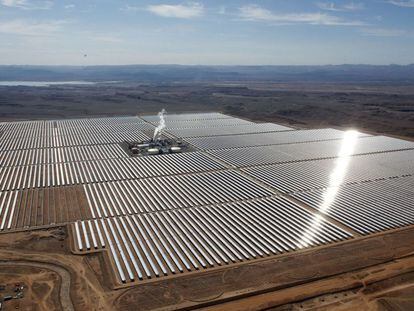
[0,262,71,311]
[0,228,112,311]
[0,82,413,138]
[1,225,414,310]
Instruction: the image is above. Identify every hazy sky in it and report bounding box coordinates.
[0,0,413,65]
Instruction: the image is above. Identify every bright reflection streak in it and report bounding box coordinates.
[296,130,359,249]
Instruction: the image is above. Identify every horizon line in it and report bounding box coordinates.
[1,63,414,67]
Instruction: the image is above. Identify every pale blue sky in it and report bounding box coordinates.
[0,0,413,65]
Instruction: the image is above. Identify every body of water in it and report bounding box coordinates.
[0,81,96,87]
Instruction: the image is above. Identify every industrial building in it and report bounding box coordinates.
[0,112,413,286]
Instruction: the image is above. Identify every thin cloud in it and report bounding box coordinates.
[64,4,75,9]
[343,2,365,10]
[0,0,53,10]
[0,19,66,36]
[388,0,414,7]
[360,27,407,37]
[146,2,204,18]
[316,2,343,11]
[316,2,364,11]
[120,4,140,12]
[218,5,226,15]
[1,0,27,8]
[94,35,124,43]
[238,4,365,26]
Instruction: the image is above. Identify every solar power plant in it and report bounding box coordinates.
[140,112,232,123]
[185,128,371,150]
[242,149,414,193]
[166,123,293,138]
[208,135,414,167]
[1,112,414,287]
[292,176,414,235]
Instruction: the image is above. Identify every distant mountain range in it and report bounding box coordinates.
[1,64,414,83]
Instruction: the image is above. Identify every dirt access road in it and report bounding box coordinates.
[1,225,414,310]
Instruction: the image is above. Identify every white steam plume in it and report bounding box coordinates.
[153,108,166,141]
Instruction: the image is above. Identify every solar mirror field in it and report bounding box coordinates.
[1,112,413,309]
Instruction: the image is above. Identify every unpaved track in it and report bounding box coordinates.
[0,229,113,311]
[0,261,74,311]
[2,224,414,310]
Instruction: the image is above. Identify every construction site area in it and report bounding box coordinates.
[0,111,414,310]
